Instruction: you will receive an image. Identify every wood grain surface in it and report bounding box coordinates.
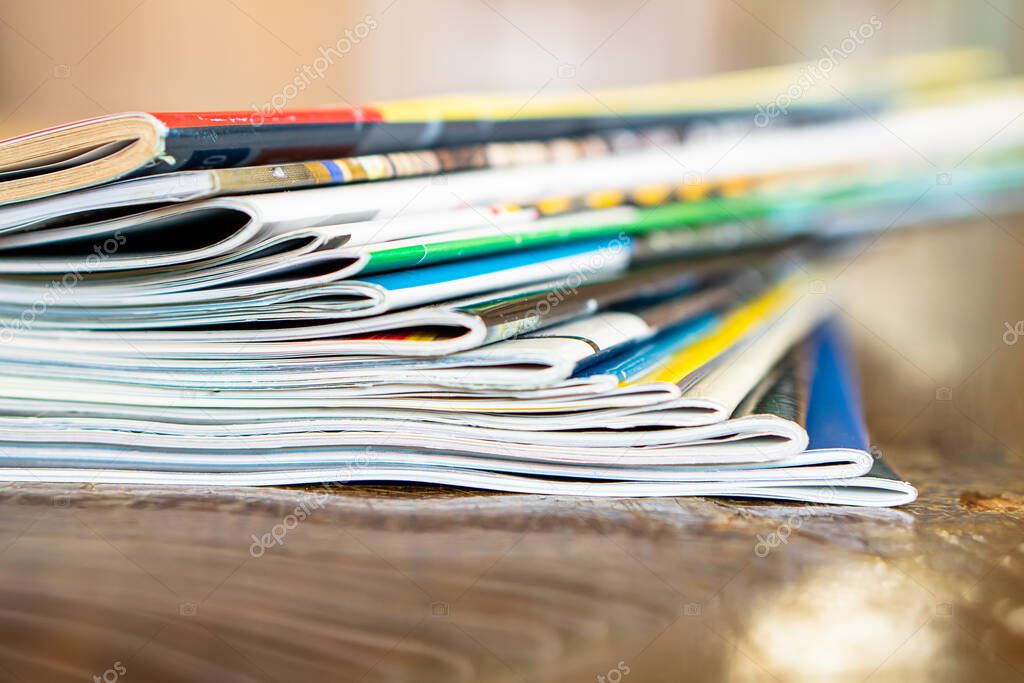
[0,218,1023,682]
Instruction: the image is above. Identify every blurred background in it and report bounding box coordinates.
[2,5,1024,682]
[0,0,1021,137]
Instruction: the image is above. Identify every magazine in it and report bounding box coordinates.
[0,322,916,506]
[0,268,829,427]
[1,90,1021,278]
[0,48,985,204]
[3,53,1017,508]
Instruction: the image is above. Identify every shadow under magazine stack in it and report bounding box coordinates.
[1,49,1023,506]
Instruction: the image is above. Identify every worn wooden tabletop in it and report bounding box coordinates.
[0,219,1022,683]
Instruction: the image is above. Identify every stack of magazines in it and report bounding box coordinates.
[0,50,1021,506]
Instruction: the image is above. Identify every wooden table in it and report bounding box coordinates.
[0,220,1022,682]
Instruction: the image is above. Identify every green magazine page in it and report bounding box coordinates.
[359,157,1024,276]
